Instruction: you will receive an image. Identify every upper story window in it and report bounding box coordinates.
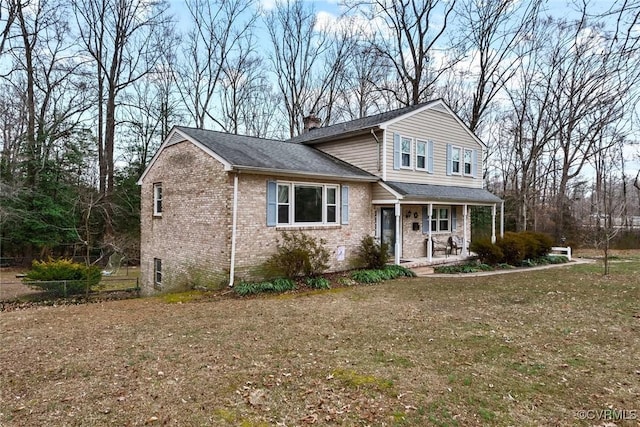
[451,147,461,174]
[416,140,426,170]
[401,137,412,168]
[464,149,473,175]
[153,183,163,216]
[276,182,339,226]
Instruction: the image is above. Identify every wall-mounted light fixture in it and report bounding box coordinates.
[405,210,412,218]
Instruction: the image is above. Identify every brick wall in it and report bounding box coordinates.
[141,142,376,293]
[232,175,374,279]
[401,205,471,258]
[140,142,233,295]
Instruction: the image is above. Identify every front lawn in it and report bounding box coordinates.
[1,252,638,426]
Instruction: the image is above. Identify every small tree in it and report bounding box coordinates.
[263,231,330,279]
[354,235,390,269]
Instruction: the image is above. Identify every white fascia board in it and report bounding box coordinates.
[378,181,404,199]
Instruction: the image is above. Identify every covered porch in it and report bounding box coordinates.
[373,181,504,266]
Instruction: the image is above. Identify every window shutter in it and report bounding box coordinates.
[266,180,277,226]
[472,149,478,178]
[422,206,429,234]
[341,185,349,225]
[393,133,400,170]
[427,141,434,173]
[446,144,452,176]
[451,206,457,231]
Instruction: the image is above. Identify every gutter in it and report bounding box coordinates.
[231,165,378,182]
[229,173,239,287]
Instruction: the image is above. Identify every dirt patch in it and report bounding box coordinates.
[0,268,40,300]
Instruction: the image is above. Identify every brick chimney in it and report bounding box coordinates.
[303,112,321,132]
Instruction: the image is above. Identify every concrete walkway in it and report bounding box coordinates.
[411,257,595,277]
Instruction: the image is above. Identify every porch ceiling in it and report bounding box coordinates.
[384,181,502,204]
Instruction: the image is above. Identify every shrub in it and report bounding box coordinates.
[351,265,415,283]
[522,231,554,258]
[434,263,495,274]
[263,231,330,279]
[351,269,385,284]
[355,236,390,269]
[233,278,296,296]
[24,258,102,296]
[497,233,526,265]
[306,276,330,289]
[383,264,416,278]
[470,238,503,265]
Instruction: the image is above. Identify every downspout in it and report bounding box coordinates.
[371,129,381,172]
[229,173,239,287]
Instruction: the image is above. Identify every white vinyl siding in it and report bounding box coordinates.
[312,132,381,176]
[385,109,483,187]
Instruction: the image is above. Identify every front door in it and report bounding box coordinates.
[380,208,396,255]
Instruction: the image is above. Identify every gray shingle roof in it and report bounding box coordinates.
[385,181,502,204]
[288,100,440,144]
[174,126,377,181]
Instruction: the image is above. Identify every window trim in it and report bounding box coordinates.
[153,258,162,289]
[430,207,450,233]
[450,146,462,175]
[415,139,427,171]
[400,136,413,169]
[463,148,473,176]
[153,183,163,216]
[276,181,341,226]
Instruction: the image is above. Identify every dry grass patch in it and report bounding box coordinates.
[1,252,639,426]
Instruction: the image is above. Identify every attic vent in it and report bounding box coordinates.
[303,113,321,132]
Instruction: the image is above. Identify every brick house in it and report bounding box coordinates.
[138,99,503,294]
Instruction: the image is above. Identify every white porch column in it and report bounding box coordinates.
[462,204,468,256]
[394,202,401,265]
[500,201,505,238]
[427,203,433,262]
[491,203,497,243]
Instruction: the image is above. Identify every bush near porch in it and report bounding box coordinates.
[470,231,554,266]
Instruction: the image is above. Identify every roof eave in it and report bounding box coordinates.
[299,127,380,145]
[232,165,379,182]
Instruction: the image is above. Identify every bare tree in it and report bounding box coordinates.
[176,0,258,129]
[348,0,458,106]
[265,0,331,137]
[0,0,17,57]
[72,0,172,205]
[455,0,542,132]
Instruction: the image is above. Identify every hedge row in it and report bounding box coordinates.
[470,231,555,266]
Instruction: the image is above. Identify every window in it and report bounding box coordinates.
[416,140,426,170]
[431,208,450,232]
[154,258,162,288]
[464,149,473,175]
[277,184,290,223]
[276,182,339,225]
[401,137,412,168]
[451,147,461,174]
[153,183,163,216]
